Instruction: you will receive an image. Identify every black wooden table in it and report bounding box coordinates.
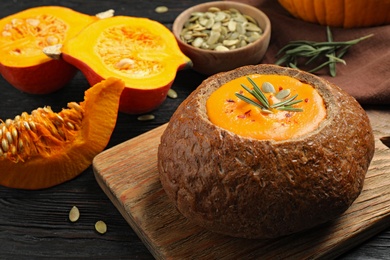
[0,1,389,259]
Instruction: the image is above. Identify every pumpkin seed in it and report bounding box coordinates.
[46,36,59,45]
[26,18,40,27]
[208,7,221,12]
[4,119,11,127]
[95,9,115,19]
[1,138,9,153]
[262,82,276,93]
[2,31,11,37]
[244,14,257,24]
[214,12,226,22]
[236,22,246,35]
[229,32,241,40]
[155,6,168,13]
[137,114,155,121]
[6,131,13,144]
[223,39,239,47]
[11,127,18,140]
[240,40,248,48]
[192,37,204,48]
[227,20,236,31]
[191,32,208,38]
[115,58,135,69]
[69,206,80,222]
[167,88,178,99]
[246,32,261,43]
[246,22,262,32]
[179,7,263,52]
[95,220,107,234]
[43,44,62,60]
[207,30,220,45]
[215,45,229,51]
[234,14,247,23]
[276,89,291,100]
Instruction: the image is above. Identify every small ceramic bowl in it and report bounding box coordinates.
[172,1,271,75]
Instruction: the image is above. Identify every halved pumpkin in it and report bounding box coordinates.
[60,16,192,114]
[0,77,124,190]
[0,6,99,94]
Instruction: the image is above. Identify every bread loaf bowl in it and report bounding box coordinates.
[157,64,375,239]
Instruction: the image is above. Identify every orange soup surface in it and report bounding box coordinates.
[206,74,327,141]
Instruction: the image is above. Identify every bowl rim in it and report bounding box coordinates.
[172,1,271,55]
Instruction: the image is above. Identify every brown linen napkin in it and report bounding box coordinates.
[227,0,390,105]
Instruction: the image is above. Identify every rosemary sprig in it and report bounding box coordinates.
[235,77,303,113]
[247,76,270,108]
[275,26,373,77]
[326,26,337,77]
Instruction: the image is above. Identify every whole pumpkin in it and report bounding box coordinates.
[278,0,390,28]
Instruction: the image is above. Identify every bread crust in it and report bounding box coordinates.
[158,64,375,239]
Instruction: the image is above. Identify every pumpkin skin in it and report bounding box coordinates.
[61,16,192,114]
[0,6,98,94]
[278,0,390,28]
[0,77,124,190]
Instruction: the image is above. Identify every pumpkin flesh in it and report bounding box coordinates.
[0,6,98,94]
[0,77,124,190]
[61,16,191,114]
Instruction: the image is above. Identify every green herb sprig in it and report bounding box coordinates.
[235,77,303,113]
[275,26,373,77]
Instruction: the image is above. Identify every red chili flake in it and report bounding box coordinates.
[285,113,292,118]
[239,90,243,94]
[278,86,283,91]
[237,110,251,119]
[304,98,309,103]
[226,99,235,103]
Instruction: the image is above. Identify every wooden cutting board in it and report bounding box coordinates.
[93,109,390,259]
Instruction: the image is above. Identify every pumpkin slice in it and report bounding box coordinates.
[0,6,101,94]
[60,16,192,114]
[0,77,124,190]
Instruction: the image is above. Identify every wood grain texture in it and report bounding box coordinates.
[93,109,390,259]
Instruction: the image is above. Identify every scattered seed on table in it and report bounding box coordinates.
[137,114,155,121]
[155,6,168,13]
[95,220,107,234]
[68,206,80,223]
[167,88,178,99]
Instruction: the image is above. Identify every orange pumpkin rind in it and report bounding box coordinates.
[60,16,192,114]
[0,6,101,94]
[278,0,390,28]
[0,77,124,190]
